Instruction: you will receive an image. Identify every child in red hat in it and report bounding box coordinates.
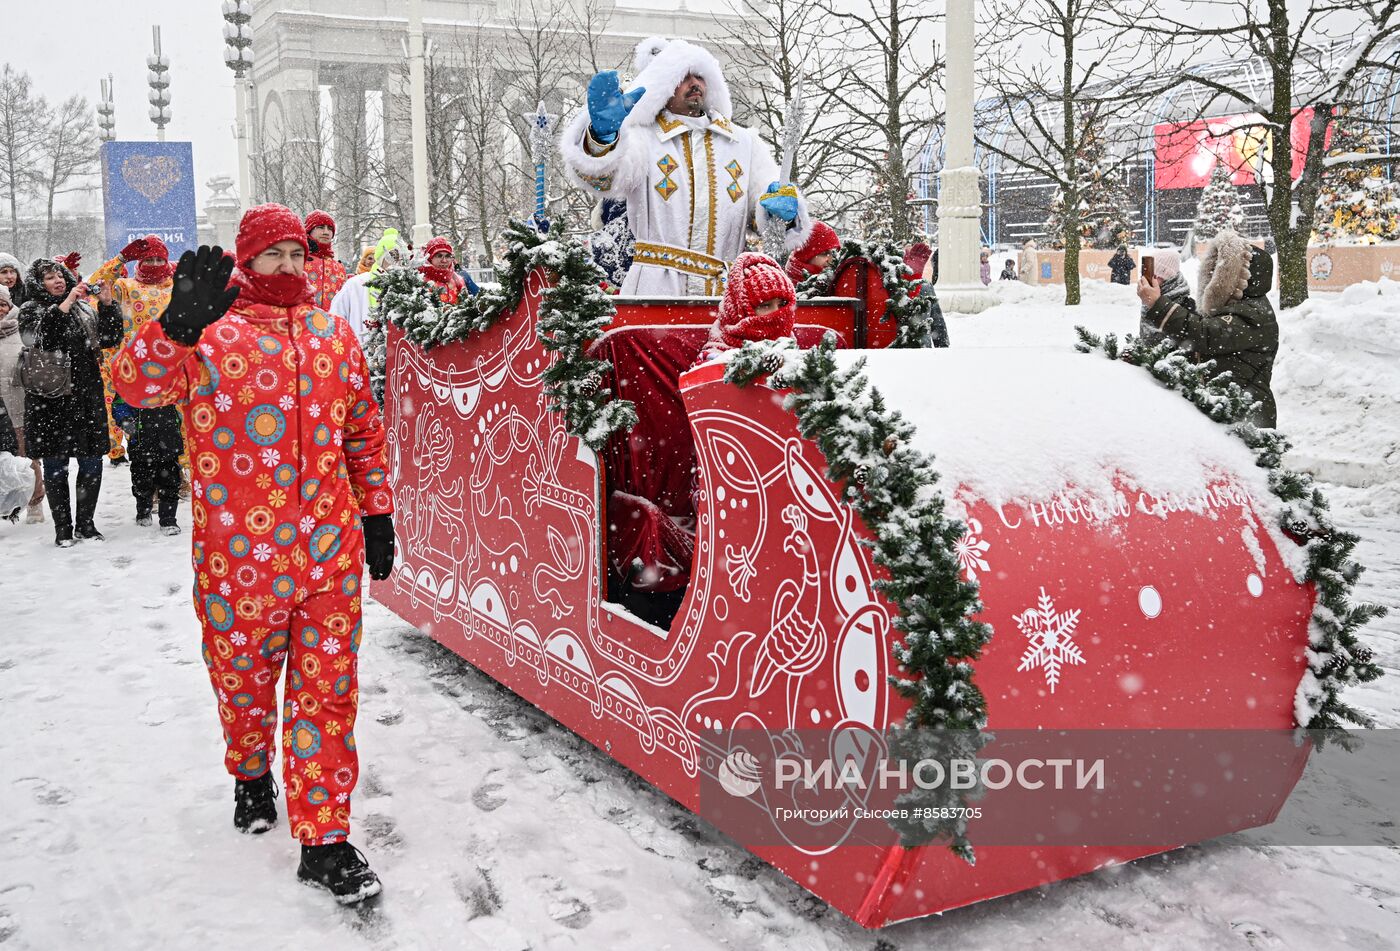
[418,236,468,304]
[304,210,348,310]
[784,220,840,283]
[698,252,797,363]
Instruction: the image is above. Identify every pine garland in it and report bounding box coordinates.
[795,239,941,349]
[1074,327,1386,733]
[725,336,992,860]
[369,220,636,452]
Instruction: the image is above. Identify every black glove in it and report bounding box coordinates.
[363,513,396,581]
[160,245,239,346]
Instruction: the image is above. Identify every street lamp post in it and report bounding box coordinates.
[222,0,255,214]
[407,0,432,247]
[97,76,116,143]
[934,0,995,313]
[147,26,172,142]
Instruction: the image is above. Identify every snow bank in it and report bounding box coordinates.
[1274,280,1400,515]
[950,279,1140,349]
[842,348,1272,512]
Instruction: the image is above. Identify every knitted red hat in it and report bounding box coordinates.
[784,221,840,281]
[236,203,309,266]
[422,236,454,260]
[305,210,336,235]
[717,253,796,349]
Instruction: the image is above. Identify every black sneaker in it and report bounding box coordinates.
[160,523,181,536]
[298,841,382,905]
[136,514,153,527]
[233,774,278,834]
[74,522,105,541]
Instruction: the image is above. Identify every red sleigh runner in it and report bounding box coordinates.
[377,264,1315,927]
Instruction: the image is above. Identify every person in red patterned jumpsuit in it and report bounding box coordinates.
[112,204,396,904]
[304,210,348,311]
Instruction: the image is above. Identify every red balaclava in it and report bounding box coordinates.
[305,210,337,259]
[715,252,796,351]
[784,221,840,282]
[231,203,313,308]
[418,236,457,286]
[135,236,174,285]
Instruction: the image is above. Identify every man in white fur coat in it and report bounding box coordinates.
[561,37,811,296]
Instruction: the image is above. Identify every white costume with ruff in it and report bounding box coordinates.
[561,38,809,296]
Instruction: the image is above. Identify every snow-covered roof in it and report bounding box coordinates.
[844,348,1274,512]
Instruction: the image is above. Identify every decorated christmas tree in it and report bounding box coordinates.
[1043,122,1135,249]
[1193,161,1247,240]
[1313,116,1400,244]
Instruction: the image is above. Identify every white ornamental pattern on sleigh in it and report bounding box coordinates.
[1014,587,1087,693]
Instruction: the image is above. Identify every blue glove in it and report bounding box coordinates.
[588,70,646,144]
[759,181,800,222]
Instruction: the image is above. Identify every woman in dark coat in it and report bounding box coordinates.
[1138,232,1279,428]
[18,259,122,545]
[1108,246,1136,285]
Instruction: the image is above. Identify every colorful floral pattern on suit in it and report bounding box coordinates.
[112,300,393,844]
[90,256,175,460]
[306,255,348,313]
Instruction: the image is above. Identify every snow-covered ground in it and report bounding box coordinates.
[2,285,1397,949]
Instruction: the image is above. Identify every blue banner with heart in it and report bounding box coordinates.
[100,141,198,260]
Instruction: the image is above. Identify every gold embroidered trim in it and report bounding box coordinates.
[656,112,683,133]
[578,172,614,192]
[681,132,696,250]
[634,241,726,293]
[655,153,680,202]
[704,131,718,263]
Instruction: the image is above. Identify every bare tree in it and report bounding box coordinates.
[1156,0,1400,308]
[978,0,1157,305]
[35,95,98,256]
[0,67,48,258]
[814,0,944,245]
[709,0,861,222]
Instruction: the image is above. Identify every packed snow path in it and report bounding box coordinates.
[2,283,1397,948]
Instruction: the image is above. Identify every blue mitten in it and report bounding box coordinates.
[759,181,800,222]
[588,70,646,143]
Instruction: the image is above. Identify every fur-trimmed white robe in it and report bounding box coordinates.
[563,109,801,296]
[560,37,808,296]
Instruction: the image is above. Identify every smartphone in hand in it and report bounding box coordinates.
[1141,252,1156,285]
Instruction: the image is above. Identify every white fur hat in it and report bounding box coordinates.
[622,37,733,126]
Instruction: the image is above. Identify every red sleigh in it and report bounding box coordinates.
[377,262,1314,927]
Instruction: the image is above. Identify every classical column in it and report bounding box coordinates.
[934,0,995,313]
[407,0,433,246]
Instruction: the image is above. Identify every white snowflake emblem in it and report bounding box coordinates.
[278,395,294,411]
[1014,587,1087,693]
[309,403,322,419]
[954,518,991,581]
[260,448,281,467]
[214,392,233,411]
[322,636,342,656]
[220,511,235,527]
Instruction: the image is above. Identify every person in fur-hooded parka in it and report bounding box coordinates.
[1139,231,1279,427]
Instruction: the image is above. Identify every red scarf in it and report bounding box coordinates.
[230,266,313,309]
[418,264,457,287]
[137,260,175,285]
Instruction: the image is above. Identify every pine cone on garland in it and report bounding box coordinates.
[578,374,601,396]
[882,436,898,456]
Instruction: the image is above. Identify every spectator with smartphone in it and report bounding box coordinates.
[17,259,123,546]
[1138,232,1279,427]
